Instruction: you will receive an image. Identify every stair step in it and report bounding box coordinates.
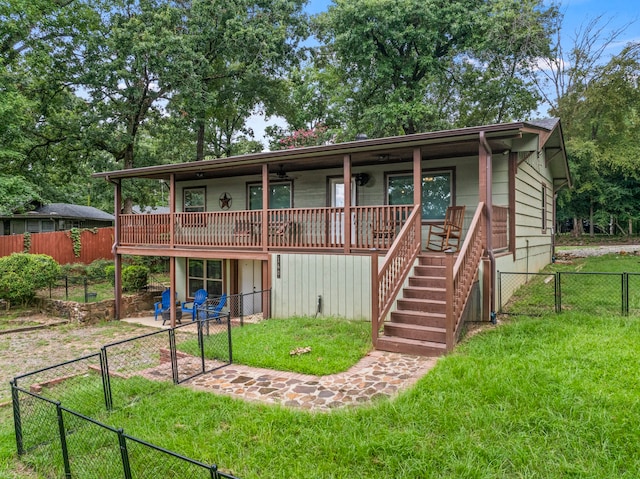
[390,310,446,329]
[414,265,445,277]
[408,276,445,288]
[397,298,445,314]
[384,322,446,342]
[418,254,447,267]
[376,336,447,357]
[403,286,446,301]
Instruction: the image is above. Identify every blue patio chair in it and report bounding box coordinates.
[153,289,175,321]
[202,293,227,323]
[182,289,208,321]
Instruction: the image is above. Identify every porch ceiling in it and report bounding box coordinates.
[92,121,547,183]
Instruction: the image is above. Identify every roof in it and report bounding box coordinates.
[527,118,560,130]
[132,205,170,214]
[0,203,115,221]
[92,119,570,187]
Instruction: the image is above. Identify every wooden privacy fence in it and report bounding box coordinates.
[0,227,114,265]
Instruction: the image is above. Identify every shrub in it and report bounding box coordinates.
[123,255,169,273]
[0,253,61,306]
[105,265,116,286]
[122,265,149,292]
[86,259,114,280]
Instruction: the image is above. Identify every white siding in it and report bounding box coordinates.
[271,253,372,319]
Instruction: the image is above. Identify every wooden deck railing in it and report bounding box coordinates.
[445,202,486,351]
[121,214,171,246]
[371,206,422,344]
[174,211,262,248]
[492,205,508,251]
[119,206,413,251]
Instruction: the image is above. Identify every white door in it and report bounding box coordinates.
[239,260,262,314]
[329,178,357,245]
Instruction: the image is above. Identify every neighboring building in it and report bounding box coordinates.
[94,119,570,356]
[0,203,115,235]
[132,205,170,214]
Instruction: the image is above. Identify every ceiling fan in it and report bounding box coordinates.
[270,164,295,180]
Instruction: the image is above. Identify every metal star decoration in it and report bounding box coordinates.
[219,192,232,209]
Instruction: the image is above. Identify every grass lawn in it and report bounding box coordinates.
[178,317,372,375]
[2,255,640,478]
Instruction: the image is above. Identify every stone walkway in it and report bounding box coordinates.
[175,351,438,411]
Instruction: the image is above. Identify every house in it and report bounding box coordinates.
[94,119,570,356]
[0,203,115,235]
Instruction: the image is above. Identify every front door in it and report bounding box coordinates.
[239,260,262,315]
[329,178,356,245]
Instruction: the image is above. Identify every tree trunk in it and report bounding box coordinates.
[610,215,614,235]
[589,204,594,236]
[196,120,205,161]
[572,217,583,237]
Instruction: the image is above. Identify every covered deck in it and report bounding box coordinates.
[119,203,508,254]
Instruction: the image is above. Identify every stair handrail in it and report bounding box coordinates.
[371,206,422,345]
[445,202,486,350]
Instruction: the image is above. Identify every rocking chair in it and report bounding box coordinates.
[425,205,466,252]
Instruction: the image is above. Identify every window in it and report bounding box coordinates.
[387,170,452,221]
[541,184,548,232]
[41,221,55,232]
[183,187,206,212]
[248,182,292,210]
[26,220,40,233]
[187,259,223,297]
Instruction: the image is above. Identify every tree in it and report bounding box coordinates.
[0,176,43,215]
[539,10,640,236]
[168,0,308,160]
[313,0,557,138]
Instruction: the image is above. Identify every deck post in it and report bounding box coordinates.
[113,179,122,320]
[169,174,175,249]
[343,154,351,254]
[262,164,269,251]
[413,147,422,247]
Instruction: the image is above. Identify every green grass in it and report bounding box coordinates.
[3,256,640,478]
[502,254,640,316]
[178,317,372,375]
[8,312,640,478]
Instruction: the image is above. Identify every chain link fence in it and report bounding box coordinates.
[499,271,640,317]
[10,306,242,478]
[626,272,640,316]
[11,353,107,415]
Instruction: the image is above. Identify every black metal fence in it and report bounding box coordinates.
[11,313,239,479]
[45,275,105,303]
[499,271,640,316]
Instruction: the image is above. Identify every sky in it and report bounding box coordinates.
[249,0,640,148]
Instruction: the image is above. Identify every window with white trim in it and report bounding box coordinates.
[187,259,223,297]
[183,187,206,212]
[387,170,453,220]
[541,183,548,231]
[248,182,292,209]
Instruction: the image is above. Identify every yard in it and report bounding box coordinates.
[1,254,639,478]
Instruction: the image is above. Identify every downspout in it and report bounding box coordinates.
[105,176,122,320]
[479,132,496,324]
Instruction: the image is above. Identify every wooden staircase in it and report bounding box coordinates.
[376,254,449,357]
